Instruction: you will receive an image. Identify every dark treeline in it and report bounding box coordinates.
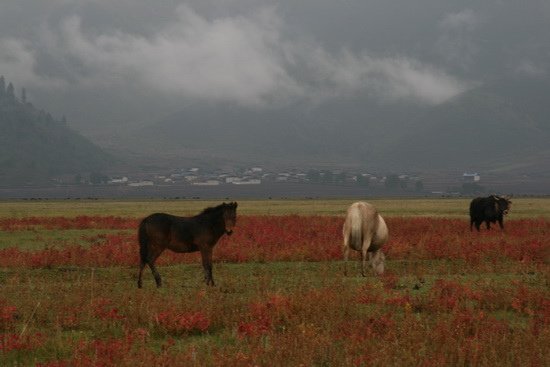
[0,76,112,185]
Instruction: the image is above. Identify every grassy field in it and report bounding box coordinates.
[0,199,548,366]
[1,197,549,218]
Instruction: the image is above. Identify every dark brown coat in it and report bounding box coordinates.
[137,202,237,288]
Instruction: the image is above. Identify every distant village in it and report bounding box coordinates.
[46,167,490,197]
[74,167,425,189]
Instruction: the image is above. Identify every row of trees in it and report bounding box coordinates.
[0,75,68,125]
[0,76,26,103]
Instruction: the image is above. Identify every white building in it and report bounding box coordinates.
[225,177,241,183]
[463,173,481,182]
[109,176,128,184]
[128,180,154,187]
[193,180,220,186]
[232,179,261,185]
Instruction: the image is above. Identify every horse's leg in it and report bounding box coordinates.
[149,262,162,288]
[475,221,481,231]
[342,236,350,276]
[498,218,504,230]
[342,246,350,276]
[148,246,165,288]
[485,221,491,230]
[137,261,146,288]
[200,247,215,286]
[361,242,370,277]
[360,240,371,277]
[361,248,368,277]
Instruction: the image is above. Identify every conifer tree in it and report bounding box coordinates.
[0,76,5,98]
[6,82,15,101]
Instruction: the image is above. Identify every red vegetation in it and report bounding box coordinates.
[155,310,210,334]
[238,293,292,338]
[0,216,548,268]
[0,333,44,352]
[92,298,126,321]
[0,301,18,329]
[36,330,148,367]
[2,213,547,366]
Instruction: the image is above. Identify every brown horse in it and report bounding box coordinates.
[342,201,388,276]
[137,202,238,288]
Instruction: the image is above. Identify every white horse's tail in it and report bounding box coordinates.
[348,205,363,250]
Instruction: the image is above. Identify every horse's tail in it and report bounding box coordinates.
[347,205,363,250]
[138,218,149,264]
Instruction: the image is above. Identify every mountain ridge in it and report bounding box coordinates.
[118,77,549,174]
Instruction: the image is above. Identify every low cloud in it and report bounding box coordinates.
[301,47,469,105]
[52,6,302,107]
[439,9,480,32]
[0,38,66,90]
[436,9,481,71]
[2,5,469,108]
[514,60,547,78]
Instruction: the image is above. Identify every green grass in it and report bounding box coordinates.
[0,229,126,250]
[0,197,549,218]
[2,259,540,310]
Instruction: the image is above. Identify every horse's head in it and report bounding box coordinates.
[222,202,238,235]
[372,250,386,275]
[493,195,512,215]
[500,196,512,215]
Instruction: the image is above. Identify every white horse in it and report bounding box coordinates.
[342,201,388,276]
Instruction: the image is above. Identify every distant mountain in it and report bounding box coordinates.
[133,101,354,166]
[126,77,550,174]
[0,78,113,185]
[128,96,426,168]
[380,77,550,173]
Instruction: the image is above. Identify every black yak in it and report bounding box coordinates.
[469,195,512,231]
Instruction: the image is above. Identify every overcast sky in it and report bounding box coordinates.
[1,0,548,131]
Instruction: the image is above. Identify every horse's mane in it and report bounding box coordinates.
[197,204,226,217]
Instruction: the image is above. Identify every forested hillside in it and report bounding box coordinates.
[0,76,113,185]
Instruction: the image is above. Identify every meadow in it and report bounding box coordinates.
[0,198,548,366]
